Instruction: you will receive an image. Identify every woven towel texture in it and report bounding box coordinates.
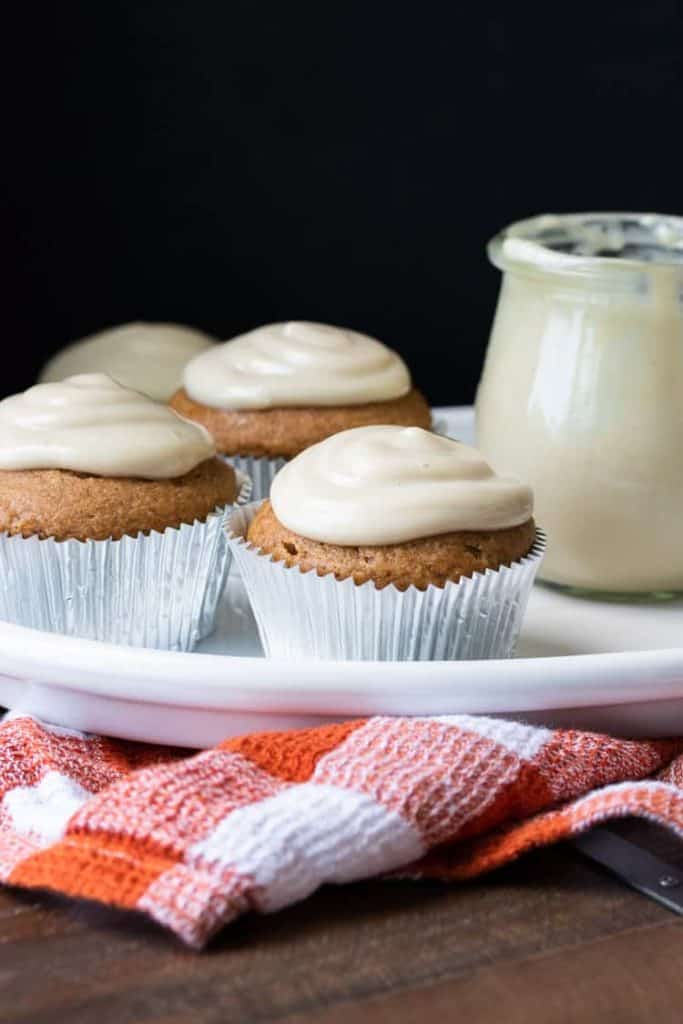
[2,711,683,948]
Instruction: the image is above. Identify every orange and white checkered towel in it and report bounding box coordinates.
[2,710,683,948]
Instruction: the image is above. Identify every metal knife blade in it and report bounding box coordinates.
[574,827,683,914]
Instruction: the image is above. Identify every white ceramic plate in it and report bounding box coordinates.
[1,406,682,745]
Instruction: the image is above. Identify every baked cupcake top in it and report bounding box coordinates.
[270,425,533,545]
[0,373,216,479]
[39,321,214,401]
[182,321,412,410]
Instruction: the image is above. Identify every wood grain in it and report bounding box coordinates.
[0,834,681,1023]
[286,923,683,1024]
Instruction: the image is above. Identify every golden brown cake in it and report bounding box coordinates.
[170,386,431,458]
[0,457,237,542]
[247,499,535,591]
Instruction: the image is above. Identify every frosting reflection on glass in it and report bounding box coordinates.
[270,425,533,545]
[0,374,216,479]
[39,322,214,401]
[182,321,412,409]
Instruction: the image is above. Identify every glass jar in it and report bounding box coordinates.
[475,212,683,597]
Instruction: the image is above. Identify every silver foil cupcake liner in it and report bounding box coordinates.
[224,414,445,500]
[0,473,252,652]
[227,503,546,661]
[222,454,287,501]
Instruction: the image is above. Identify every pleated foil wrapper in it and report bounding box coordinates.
[224,415,446,500]
[222,454,287,501]
[227,503,547,661]
[0,473,252,652]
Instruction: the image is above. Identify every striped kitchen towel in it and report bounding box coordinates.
[2,711,683,948]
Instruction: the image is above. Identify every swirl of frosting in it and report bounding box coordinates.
[182,321,412,409]
[270,425,533,545]
[0,374,216,479]
[40,322,214,401]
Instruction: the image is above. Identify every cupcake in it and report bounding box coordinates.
[0,373,250,650]
[228,425,545,661]
[170,321,431,498]
[39,321,214,401]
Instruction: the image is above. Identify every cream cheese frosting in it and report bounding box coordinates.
[0,374,216,479]
[40,322,215,401]
[182,321,412,410]
[270,425,533,545]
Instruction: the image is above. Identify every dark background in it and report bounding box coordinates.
[4,3,682,405]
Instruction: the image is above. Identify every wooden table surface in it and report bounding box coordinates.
[2,820,682,1023]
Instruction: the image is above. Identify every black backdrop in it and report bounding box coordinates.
[5,2,683,405]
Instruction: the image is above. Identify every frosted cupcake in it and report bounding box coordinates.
[40,321,214,401]
[170,321,431,498]
[0,374,250,650]
[228,425,545,661]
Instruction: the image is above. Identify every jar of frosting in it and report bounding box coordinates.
[475,212,683,596]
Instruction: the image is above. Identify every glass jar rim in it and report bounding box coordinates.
[488,212,683,281]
